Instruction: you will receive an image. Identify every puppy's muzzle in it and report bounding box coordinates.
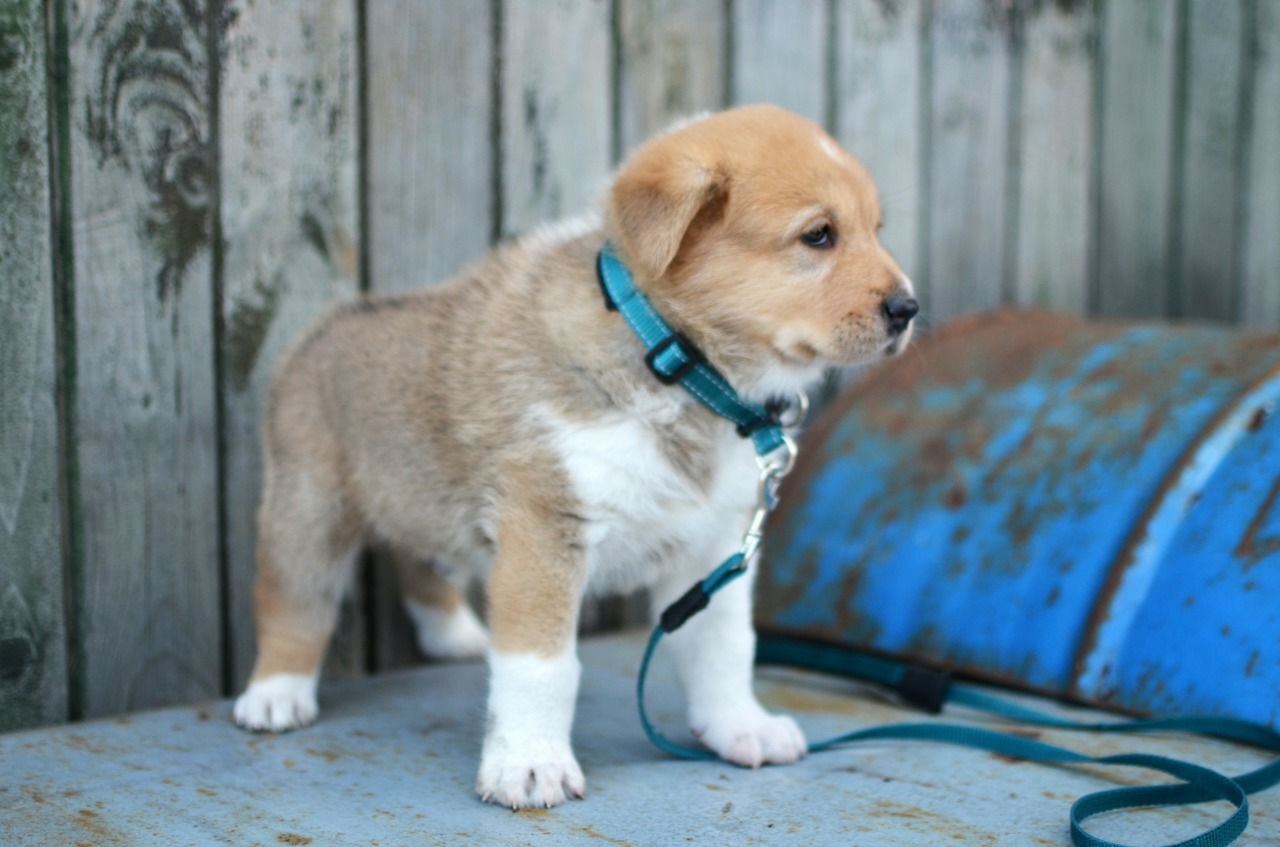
[883,295,919,336]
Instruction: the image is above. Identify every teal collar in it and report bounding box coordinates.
[595,243,788,457]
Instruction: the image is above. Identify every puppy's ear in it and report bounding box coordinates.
[606,142,726,281]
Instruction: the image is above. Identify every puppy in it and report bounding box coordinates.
[233,105,916,808]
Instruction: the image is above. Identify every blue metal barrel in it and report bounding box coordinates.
[760,311,1280,728]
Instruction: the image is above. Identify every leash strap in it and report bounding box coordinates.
[596,245,788,456]
[638,608,1280,847]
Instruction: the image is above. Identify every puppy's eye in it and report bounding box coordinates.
[801,224,835,249]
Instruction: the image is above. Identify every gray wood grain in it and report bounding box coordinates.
[1014,0,1095,313]
[501,0,611,237]
[1242,0,1280,328]
[66,0,222,716]
[219,0,363,687]
[1177,0,1246,322]
[368,0,495,291]
[366,0,495,668]
[834,0,925,299]
[925,1,1013,321]
[618,0,727,153]
[1095,0,1180,317]
[730,0,826,123]
[0,0,68,731]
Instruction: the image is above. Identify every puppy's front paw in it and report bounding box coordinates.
[476,739,586,809]
[692,704,807,768]
[233,673,318,732]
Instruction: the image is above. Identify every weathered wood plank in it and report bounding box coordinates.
[0,0,68,731]
[925,1,1013,321]
[366,0,495,668]
[368,0,495,291]
[617,0,726,153]
[1095,0,1180,317]
[501,0,611,237]
[66,0,222,717]
[219,0,363,687]
[1177,0,1246,322]
[730,0,826,123]
[1013,0,1095,313]
[834,0,925,297]
[1241,0,1280,328]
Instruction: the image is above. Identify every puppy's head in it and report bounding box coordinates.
[606,105,916,386]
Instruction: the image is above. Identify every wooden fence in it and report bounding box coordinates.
[2,0,1278,732]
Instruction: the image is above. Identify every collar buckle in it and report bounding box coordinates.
[644,332,706,385]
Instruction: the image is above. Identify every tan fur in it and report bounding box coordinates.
[249,561,342,679]
[486,454,587,655]
[393,552,464,613]
[244,104,912,682]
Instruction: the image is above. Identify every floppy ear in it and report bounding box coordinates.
[606,142,726,281]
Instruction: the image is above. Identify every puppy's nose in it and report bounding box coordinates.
[883,295,919,335]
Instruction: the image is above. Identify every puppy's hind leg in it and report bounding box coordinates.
[234,469,362,733]
[393,552,488,660]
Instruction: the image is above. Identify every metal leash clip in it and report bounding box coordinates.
[740,390,808,565]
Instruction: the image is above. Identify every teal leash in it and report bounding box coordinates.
[597,244,1280,846]
[639,603,1280,847]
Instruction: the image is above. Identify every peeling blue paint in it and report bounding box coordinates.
[760,313,1280,727]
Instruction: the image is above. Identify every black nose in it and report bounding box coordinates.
[883,296,919,335]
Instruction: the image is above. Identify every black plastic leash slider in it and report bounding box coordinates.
[660,583,710,633]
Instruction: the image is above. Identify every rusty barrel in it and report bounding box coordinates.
[760,311,1280,728]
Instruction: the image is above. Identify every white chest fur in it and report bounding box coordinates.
[534,401,759,595]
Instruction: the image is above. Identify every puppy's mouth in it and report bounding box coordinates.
[772,340,821,366]
[771,328,911,368]
[884,323,914,357]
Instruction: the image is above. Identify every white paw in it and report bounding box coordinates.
[405,600,489,660]
[476,738,586,809]
[233,673,319,732]
[691,703,807,768]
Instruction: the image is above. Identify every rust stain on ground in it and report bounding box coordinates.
[65,735,109,754]
[276,834,312,845]
[573,823,633,847]
[72,806,122,845]
[304,748,340,763]
[869,798,997,844]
